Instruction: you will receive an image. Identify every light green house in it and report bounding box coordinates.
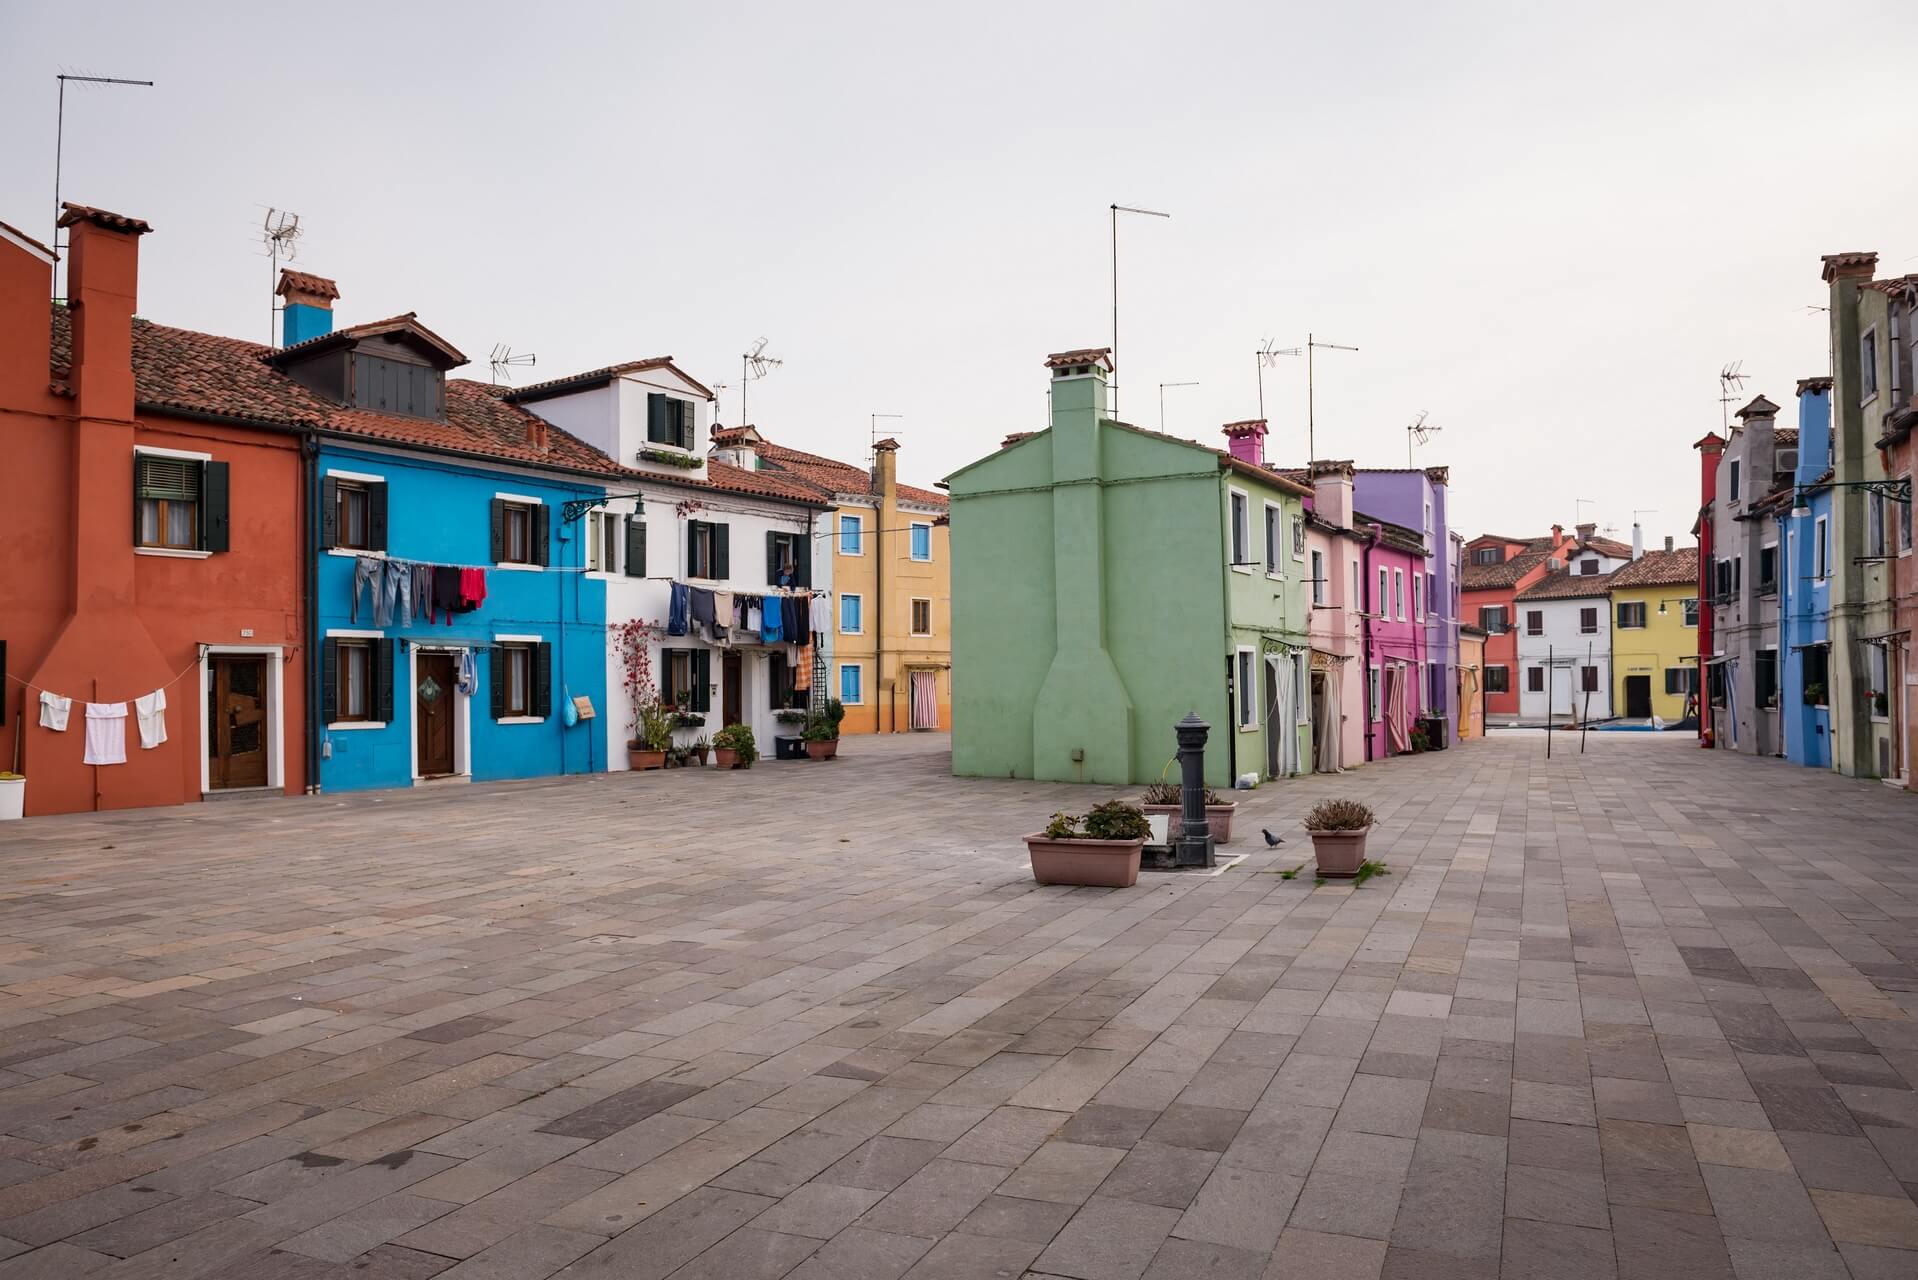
[946,348,1314,787]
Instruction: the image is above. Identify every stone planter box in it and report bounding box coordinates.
[1309,826,1370,877]
[1023,835,1145,888]
[1141,801,1236,844]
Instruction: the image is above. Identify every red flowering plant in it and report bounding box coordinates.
[611,618,673,750]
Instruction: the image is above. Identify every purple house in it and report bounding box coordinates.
[1352,467,1458,740]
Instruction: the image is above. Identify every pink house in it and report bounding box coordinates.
[1361,515,1431,760]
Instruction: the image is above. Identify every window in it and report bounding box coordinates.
[500,644,534,718]
[1580,665,1599,693]
[1412,574,1422,621]
[1804,643,1829,700]
[1901,476,1914,551]
[1485,665,1509,693]
[1526,610,1544,636]
[1368,665,1382,720]
[1478,606,1508,634]
[1236,649,1256,729]
[135,453,227,552]
[1292,514,1306,558]
[1393,569,1405,620]
[1729,458,1742,502]
[1352,561,1360,609]
[1471,546,1504,566]
[1815,516,1829,578]
[660,648,711,712]
[1580,558,1599,576]
[646,393,696,450]
[353,355,442,419]
[1869,643,1890,715]
[1733,556,1742,594]
[1580,607,1599,635]
[493,500,543,566]
[1682,597,1698,627]
[337,640,371,722]
[839,513,864,555]
[767,530,804,586]
[1867,492,1887,557]
[909,523,932,561]
[1709,663,1727,706]
[840,593,863,635]
[910,598,932,636]
[1617,602,1646,629]
[1427,573,1437,617]
[686,519,729,579]
[1665,667,1697,696]
[839,663,863,705]
[1310,550,1326,605]
[1861,328,1879,401]
[1759,544,1777,592]
[336,482,370,551]
[1377,567,1389,616]
[769,653,800,710]
[1263,503,1280,574]
[1229,490,1250,567]
[586,511,621,573]
[1755,648,1778,708]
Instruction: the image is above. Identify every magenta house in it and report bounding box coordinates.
[1360,516,1432,759]
[1352,467,1457,741]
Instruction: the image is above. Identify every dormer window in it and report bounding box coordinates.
[270,313,464,423]
[648,394,696,450]
[353,355,442,419]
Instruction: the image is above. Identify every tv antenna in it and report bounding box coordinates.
[1255,338,1300,421]
[1405,410,1442,467]
[489,344,537,385]
[1718,361,1747,430]
[52,70,154,297]
[1304,333,1359,463]
[870,413,903,470]
[261,208,303,345]
[740,337,782,425]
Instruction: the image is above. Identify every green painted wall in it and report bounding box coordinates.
[948,367,1308,788]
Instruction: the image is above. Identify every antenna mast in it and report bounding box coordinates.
[1256,338,1300,422]
[1405,410,1441,467]
[1718,361,1747,431]
[1305,332,1359,463]
[740,337,782,425]
[261,208,302,346]
[870,413,903,470]
[52,70,154,298]
[489,344,537,386]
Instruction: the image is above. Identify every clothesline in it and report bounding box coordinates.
[5,647,209,709]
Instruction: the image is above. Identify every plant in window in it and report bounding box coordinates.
[712,722,758,768]
[639,448,703,469]
[1804,681,1827,705]
[774,708,810,725]
[672,710,707,729]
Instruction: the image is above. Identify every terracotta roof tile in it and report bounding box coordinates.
[1044,347,1113,370]
[1516,568,1616,601]
[0,218,57,259]
[754,437,948,508]
[276,268,339,301]
[504,356,715,403]
[270,311,467,368]
[57,202,150,235]
[1607,547,1698,589]
[1105,421,1313,498]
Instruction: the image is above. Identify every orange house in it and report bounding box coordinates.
[0,206,308,815]
[1460,527,1580,722]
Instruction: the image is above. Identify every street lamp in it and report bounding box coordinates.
[1110,203,1170,419]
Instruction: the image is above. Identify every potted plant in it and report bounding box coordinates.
[1805,681,1827,706]
[628,699,674,771]
[1024,801,1150,888]
[774,708,809,727]
[1870,689,1888,717]
[673,710,706,731]
[0,772,23,822]
[689,735,711,766]
[712,722,758,769]
[802,712,838,761]
[1303,798,1374,877]
[1138,780,1237,845]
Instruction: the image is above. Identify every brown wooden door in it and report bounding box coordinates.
[416,652,457,777]
[722,652,743,726]
[208,656,268,790]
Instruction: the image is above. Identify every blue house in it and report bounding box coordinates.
[1778,376,1834,770]
[272,291,621,792]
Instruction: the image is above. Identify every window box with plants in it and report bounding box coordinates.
[712,722,758,769]
[1024,802,1150,888]
[1303,798,1374,877]
[1138,780,1237,845]
[1804,682,1827,707]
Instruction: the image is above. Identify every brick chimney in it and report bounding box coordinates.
[59,203,149,423]
[1576,521,1596,544]
[1310,459,1355,530]
[1221,419,1266,466]
[276,268,339,347]
[1794,376,1832,483]
[0,219,57,407]
[871,436,900,500]
[1551,523,1563,544]
[1664,535,1674,553]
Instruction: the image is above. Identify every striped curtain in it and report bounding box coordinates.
[910,672,938,730]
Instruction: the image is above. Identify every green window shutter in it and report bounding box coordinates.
[320,476,339,549]
[534,642,552,718]
[490,646,506,719]
[200,460,230,552]
[715,523,730,580]
[694,649,711,712]
[766,531,780,586]
[660,650,677,707]
[374,640,395,723]
[686,520,701,577]
[368,481,388,552]
[490,499,505,563]
[678,399,695,450]
[795,530,811,589]
[627,517,646,577]
[648,393,668,444]
[534,504,551,567]
[321,638,337,723]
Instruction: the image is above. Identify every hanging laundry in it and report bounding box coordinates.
[689,587,717,639]
[434,566,462,624]
[712,591,736,646]
[353,556,384,625]
[134,688,167,749]
[456,649,478,696]
[457,568,487,612]
[383,559,416,628]
[83,702,127,766]
[745,599,761,634]
[412,562,437,625]
[668,582,690,636]
[760,596,784,645]
[809,592,831,637]
[38,691,72,732]
[784,595,807,644]
[795,642,813,692]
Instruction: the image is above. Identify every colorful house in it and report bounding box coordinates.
[1700,396,1793,756]
[1,206,311,815]
[1606,541,1699,724]
[1777,377,1836,771]
[1457,623,1486,739]
[739,431,953,734]
[1515,526,1632,725]
[1359,515,1432,758]
[946,350,1313,787]
[1460,527,1580,725]
[1861,279,1916,786]
[1352,467,1458,742]
[1301,462,1369,771]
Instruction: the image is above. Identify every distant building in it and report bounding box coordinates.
[1606,541,1699,724]
[1514,524,1631,724]
[1461,527,1582,725]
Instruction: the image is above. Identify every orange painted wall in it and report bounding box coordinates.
[0,215,307,816]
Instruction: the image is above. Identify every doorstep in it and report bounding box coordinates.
[413,774,473,788]
[201,786,284,804]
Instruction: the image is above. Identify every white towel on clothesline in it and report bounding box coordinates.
[39,691,71,732]
[83,702,127,766]
[134,688,167,750]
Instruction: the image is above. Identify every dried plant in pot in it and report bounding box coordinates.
[1138,780,1237,844]
[1024,801,1150,888]
[1302,798,1374,877]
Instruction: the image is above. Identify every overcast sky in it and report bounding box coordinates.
[6,1,1915,546]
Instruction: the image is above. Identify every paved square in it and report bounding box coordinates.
[0,731,1913,1278]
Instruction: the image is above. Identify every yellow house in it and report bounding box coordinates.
[722,430,951,734]
[1607,544,1700,722]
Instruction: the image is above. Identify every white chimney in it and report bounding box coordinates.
[1632,522,1643,560]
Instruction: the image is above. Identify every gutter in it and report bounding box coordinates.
[302,432,322,795]
[1361,527,1379,762]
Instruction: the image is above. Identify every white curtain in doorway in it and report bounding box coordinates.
[1385,664,1411,754]
[1315,670,1342,773]
[1266,655,1297,778]
[910,671,938,730]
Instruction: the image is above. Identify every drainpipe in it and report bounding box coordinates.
[1361,529,1378,762]
[303,432,322,794]
[805,510,817,712]
[875,512,886,732]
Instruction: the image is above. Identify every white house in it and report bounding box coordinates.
[505,361,834,765]
[1515,571,1620,724]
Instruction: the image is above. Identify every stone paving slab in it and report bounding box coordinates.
[0,731,1913,1278]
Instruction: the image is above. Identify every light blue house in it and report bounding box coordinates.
[272,296,620,792]
[1778,376,1834,770]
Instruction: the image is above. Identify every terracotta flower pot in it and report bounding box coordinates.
[713,747,749,769]
[1023,835,1145,888]
[804,740,833,761]
[628,747,666,771]
[1205,802,1236,845]
[1309,826,1370,877]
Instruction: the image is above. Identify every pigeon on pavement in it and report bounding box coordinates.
[1262,829,1285,847]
